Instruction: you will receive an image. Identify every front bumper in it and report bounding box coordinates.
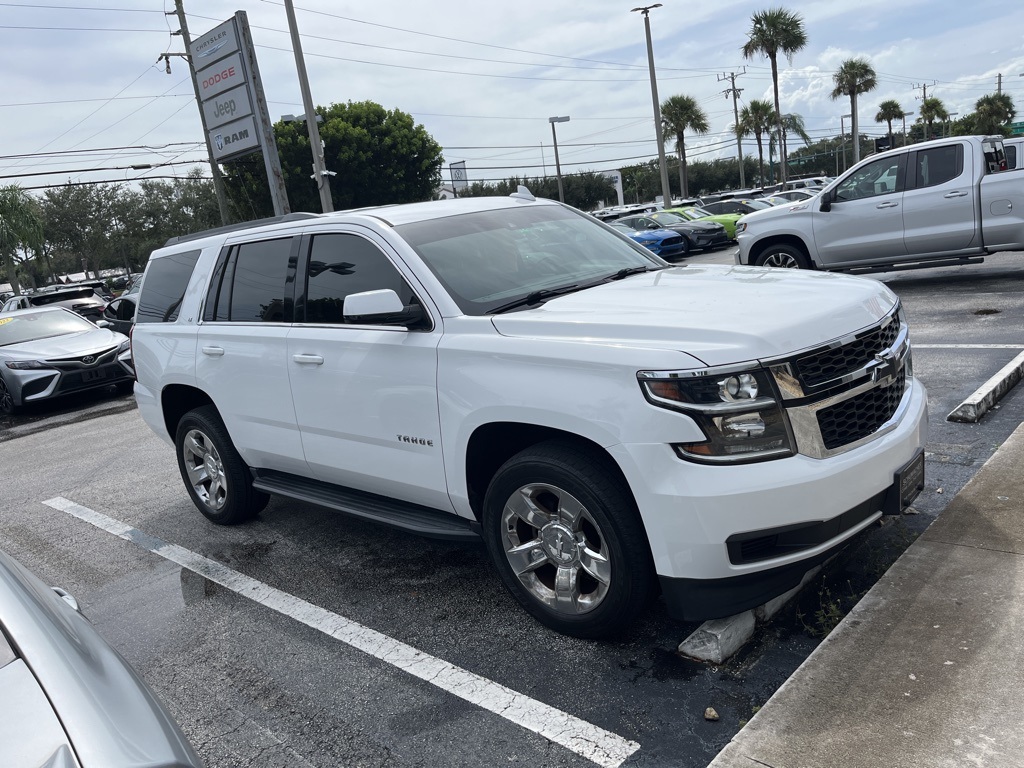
[6,357,133,406]
[608,376,928,621]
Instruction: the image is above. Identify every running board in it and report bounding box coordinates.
[251,469,480,541]
[840,256,984,275]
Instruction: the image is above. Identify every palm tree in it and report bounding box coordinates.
[0,185,44,296]
[741,7,808,184]
[737,99,776,185]
[830,58,877,165]
[973,93,1016,135]
[660,94,710,199]
[918,97,949,139]
[875,99,904,150]
[769,114,812,176]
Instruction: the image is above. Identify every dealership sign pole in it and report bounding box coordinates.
[189,12,290,216]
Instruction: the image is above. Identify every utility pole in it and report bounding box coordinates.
[719,69,746,188]
[632,4,673,208]
[170,0,231,225]
[997,73,1003,95]
[913,81,936,101]
[283,0,334,212]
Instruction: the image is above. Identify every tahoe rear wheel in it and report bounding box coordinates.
[754,244,810,269]
[481,440,654,638]
[174,405,269,524]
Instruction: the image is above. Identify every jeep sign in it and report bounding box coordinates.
[209,115,260,161]
[202,84,253,130]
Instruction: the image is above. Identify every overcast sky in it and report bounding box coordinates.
[2,0,1023,197]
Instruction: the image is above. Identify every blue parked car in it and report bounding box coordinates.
[609,221,687,260]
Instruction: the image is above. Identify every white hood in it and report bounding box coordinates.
[1,329,124,359]
[490,264,897,367]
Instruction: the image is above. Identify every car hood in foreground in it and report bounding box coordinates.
[0,328,125,358]
[0,549,202,767]
[490,264,897,367]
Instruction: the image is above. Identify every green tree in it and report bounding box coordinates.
[770,113,812,176]
[660,94,710,199]
[225,101,444,218]
[0,185,44,295]
[875,99,905,150]
[918,97,949,139]
[830,58,877,164]
[741,7,808,184]
[973,93,1016,135]
[737,99,776,185]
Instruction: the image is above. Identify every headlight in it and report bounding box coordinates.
[735,221,747,234]
[117,339,131,354]
[639,366,795,464]
[5,360,51,370]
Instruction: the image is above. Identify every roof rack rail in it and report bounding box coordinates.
[162,212,322,246]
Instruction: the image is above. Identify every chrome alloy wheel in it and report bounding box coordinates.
[499,482,612,615]
[181,428,228,511]
[760,250,801,268]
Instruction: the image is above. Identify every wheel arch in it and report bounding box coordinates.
[464,422,641,527]
[749,235,814,267]
[161,384,216,441]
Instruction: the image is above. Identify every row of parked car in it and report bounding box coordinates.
[591,177,832,260]
[0,277,142,415]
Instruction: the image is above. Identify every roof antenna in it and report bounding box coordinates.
[509,185,536,202]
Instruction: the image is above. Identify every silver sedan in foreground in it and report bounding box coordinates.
[0,547,203,766]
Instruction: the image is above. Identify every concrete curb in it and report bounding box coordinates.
[947,349,1024,423]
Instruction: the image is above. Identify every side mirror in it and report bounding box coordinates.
[819,189,833,213]
[343,289,426,328]
[95,320,112,329]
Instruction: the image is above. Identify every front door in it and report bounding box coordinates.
[286,230,452,512]
[813,154,908,267]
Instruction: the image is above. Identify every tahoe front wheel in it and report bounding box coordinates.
[174,405,269,524]
[481,440,655,638]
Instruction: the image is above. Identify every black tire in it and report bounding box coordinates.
[678,236,691,258]
[753,243,811,269]
[174,405,269,524]
[481,440,655,638]
[0,375,19,415]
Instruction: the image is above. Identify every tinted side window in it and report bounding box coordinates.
[226,238,293,322]
[301,233,417,325]
[135,249,201,323]
[835,156,903,201]
[912,145,962,188]
[1004,145,1017,170]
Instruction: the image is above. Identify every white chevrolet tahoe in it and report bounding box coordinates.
[736,135,1023,274]
[132,190,927,638]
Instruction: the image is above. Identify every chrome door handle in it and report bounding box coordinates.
[201,346,225,357]
[943,191,968,198]
[876,201,899,209]
[292,354,324,365]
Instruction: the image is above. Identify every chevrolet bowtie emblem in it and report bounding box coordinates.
[869,350,898,384]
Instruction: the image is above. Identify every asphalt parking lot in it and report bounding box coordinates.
[2,250,1024,767]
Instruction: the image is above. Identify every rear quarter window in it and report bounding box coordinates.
[135,249,201,323]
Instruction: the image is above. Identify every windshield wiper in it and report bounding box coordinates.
[605,265,657,281]
[489,284,580,314]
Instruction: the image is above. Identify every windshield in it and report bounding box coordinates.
[0,309,94,346]
[29,287,101,306]
[650,211,686,226]
[687,207,716,218]
[395,205,663,315]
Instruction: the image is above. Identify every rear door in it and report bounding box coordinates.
[196,236,308,475]
[902,141,978,255]
[980,167,1024,250]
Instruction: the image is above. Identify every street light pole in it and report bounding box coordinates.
[283,0,334,212]
[902,111,914,146]
[632,4,672,207]
[548,116,569,203]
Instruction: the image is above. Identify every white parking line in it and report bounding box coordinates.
[42,496,640,768]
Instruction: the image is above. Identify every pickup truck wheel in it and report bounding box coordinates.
[482,441,654,638]
[754,244,810,269]
[175,405,269,525]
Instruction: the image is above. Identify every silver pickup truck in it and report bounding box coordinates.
[736,135,1024,274]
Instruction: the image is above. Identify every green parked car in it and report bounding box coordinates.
[664,206,743,240]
